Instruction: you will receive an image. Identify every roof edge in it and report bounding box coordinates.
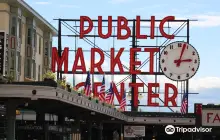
[17,0,58,36]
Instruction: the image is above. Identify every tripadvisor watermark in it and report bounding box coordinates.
[165,125,212,135]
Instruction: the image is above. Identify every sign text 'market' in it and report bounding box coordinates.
[51,47,159,74]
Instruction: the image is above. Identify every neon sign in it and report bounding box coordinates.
[51,16,200,108]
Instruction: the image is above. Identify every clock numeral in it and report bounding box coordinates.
[170,45,173,49]
[194,59,197,64]
[187,45,189,49]
[192,51,195,55]
[186,73,189,77]
[162,59,165,63]
[170,73,172,77]
[192,68,195,71]
[178,43,182,47]
[164,51,168,55]
[177,76,181,79]
[163,67,167,71]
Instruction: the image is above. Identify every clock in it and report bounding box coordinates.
[160,41,200,81]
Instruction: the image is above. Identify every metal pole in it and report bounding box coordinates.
[73,21,77,87]
[58,19,62,80]
[88,121,92,140]
[99,122,103,140]
[120,124,123,140]
[6,100,17,140]
[186,19,189,113]
[131,19,137,112]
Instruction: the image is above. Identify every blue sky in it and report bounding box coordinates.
[25,0,220,112]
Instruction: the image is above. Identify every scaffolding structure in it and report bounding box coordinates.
[54,18,198,113]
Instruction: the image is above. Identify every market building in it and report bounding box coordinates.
[0,0,57,81]
[0,2,125,140]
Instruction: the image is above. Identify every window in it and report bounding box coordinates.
[26,59,31,78]
[10,36,16,49]
[27,28,32,45]
[17,19,22,43]
[12,17,16,25]
[38,65,41,81]
[11,27,16,36]
[10,51,15,70]
[10,59,14,70]
[49,41,52,57]
[39,37,41,54]
[32,60,36,80]
[45,41,48,56]
[11,17,16,36]
[33,29,36,47]
[17,52,21,73]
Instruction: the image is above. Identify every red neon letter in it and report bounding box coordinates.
[213,114,220,123]
[129,83,144,107]
[75,82,85,90]
[130,48,141,74]
[207,113,213,123]
[148,83,159,106]
[91,48,104,74]
[159,16,175,39]
[150,16,155,39]
[72,48,86,74]
[112,82,125,103]
[144,48,160,74]
[80,16,93,39]
[98,16,112,39]
[136,16,147,39]
[51,47,69,73]
[117,16,131,40]
[164,83,178,107]
[94,82,102,98]
[110,48,124,74]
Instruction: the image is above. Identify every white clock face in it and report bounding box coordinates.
[160,41,200,81]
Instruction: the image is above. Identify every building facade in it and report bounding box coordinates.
[0,0,57,82]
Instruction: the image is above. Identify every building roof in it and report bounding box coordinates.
[17,0,58,36]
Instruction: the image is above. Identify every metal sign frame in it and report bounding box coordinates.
[54,18,198,113]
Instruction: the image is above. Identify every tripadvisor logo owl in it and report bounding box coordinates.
[165,125,175,135]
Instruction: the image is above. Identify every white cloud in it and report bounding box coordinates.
[35,1,51,5]
[139,14,220,28]
[190,77,220,90]
[182,14,220,28]
[190,15,220,27]
[164,14,220,28]
[59,5,80,8]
